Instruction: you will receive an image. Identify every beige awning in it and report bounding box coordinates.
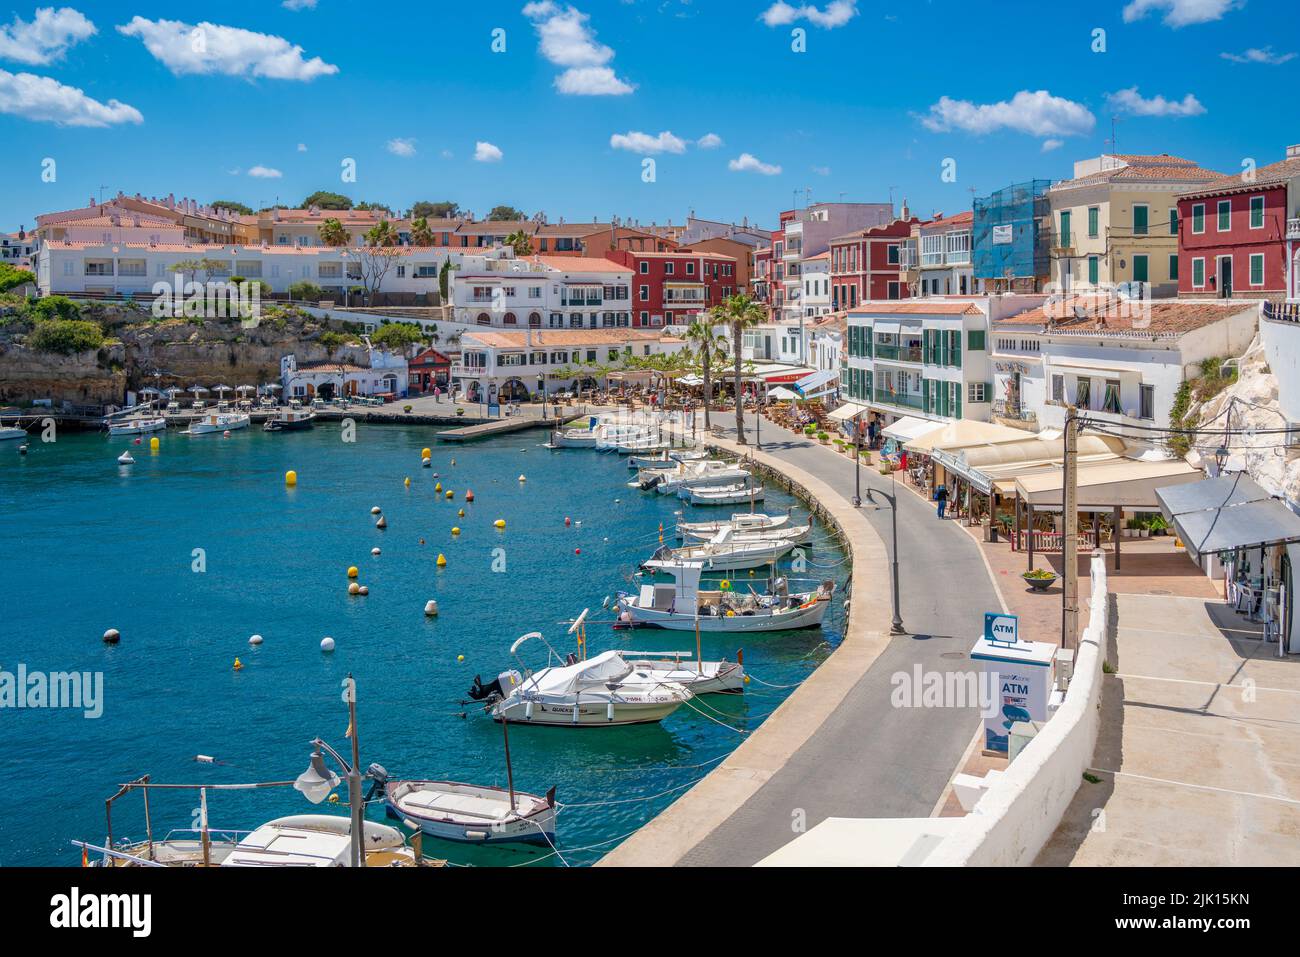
[1014,458,1203,509]
[881,415,941,442]
[951,432,1126,471]
[904,419,1029,454]
[828,401,870,421]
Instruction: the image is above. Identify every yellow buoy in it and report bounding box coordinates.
[233,658,243,670]
[445,490,454,499]
[421,447,431,459]
[451,527,461,536]
[404,477,411,487]
[436,553,447,567]
[493,519,506,529]
[457,654,464,662]
[285,470,297,486]
[457,508,465,517]
[347,566,359,579]
[435,482,442,492]
[149,436,159,451]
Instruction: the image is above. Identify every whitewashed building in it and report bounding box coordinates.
[280,349,410,400]
[990,296,1258,448]
[447,255,633,330]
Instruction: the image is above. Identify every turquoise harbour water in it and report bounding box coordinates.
[0,422,848,867]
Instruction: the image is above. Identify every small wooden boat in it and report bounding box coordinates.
[187,412,250,435]
[617,564,834,633]
[264,408,316,431]
[385,780,556,845]
[643,527,795,571]
[0,426,27,441]
[678,512,795,537]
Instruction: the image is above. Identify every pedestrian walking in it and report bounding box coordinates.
[935,483,949,520]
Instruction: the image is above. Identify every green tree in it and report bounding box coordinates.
[364,219,398,247]
[709,294,766,443]
[504,229,533,256]
[211,199,253,215]
[438,256,457,302]
[487,205,527,222]
[28,318,103,354]
[684,317,729,429]
[409,217,435,246]
[370,322,423,351]
[289,280,325,302]
[411,200,460,220]
[28,295,81,322]
[355,201,392,214]
[318,218,350,247]
[301,191,353,210]
[0,264,35,292]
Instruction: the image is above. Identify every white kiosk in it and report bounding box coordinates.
[972,612,1055,753]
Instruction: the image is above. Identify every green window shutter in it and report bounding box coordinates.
[1088,256,1099,284]
[1169,254,1179,280]
[1251,255,1264,285]
[1218,202,1230,231]
[1193,258,1204,286]
[1169,209,1178,235]
[1133,206,1149,235]
[1250,197,1264,229]
[1133,255,1148,283]
[1192,205,1204,232]
[967,329,986,351]
[1060,210,1071,247]
[1088,207,1099,238]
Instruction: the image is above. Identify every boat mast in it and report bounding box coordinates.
[501,713,517,812]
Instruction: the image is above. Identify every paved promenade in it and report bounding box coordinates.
[601,410,1001,866]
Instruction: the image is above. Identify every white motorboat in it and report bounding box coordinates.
[616,563,834,632]
[187,412,250,434]
[685,483,766,506]
[221,816,418,867]
[634,460,749,494]
[681,520,811,545]
[610,432,668,455]
[643,527,798,571]
[627,449,706,469]
[264,408,316,431]
[478,637,692,727]
[0,426,26,441]
[384,780,556,845]
[678,512,796,538]
[108,416,166,436]
[550,415,605,448]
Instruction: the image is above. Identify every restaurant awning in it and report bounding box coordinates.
[904,419,1028,454]
[828,401,870,422]
[793,368,837,396]
[1157,473,1300,559]
[1015,458,1202,510]
[882,416,941,443]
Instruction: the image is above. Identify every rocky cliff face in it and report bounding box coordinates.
[1185,333,1300,503]
[0,304,371,406]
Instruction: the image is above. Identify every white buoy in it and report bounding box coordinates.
[358,585,369,596]
[370,506,382,514]
[371,547,381,556]
[320,637,336,652]
[249,634,263,645]
[422,458,432,468]
[517,474,526,482]
[117,451,134,465]
[424,599,439,616]
[102,628,121,644]
[376,516,387,529]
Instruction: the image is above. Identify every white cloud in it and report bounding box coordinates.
[1122,0,1240,27]
[297,142,307,151]
[760,1,858,28]
[475,141,503,163]
[729,153,782,176]
[920,89,1095,137]
[1107,86,1206,117]
[247,165,282,178]
[610,130,686,154]
[812,165,831,176]
[1041,138,1064,152]
[0,6,96,66]
[386,137,417,157]
[696,132,723,149]
[1221,46,1296,65]
[523,2,634,96]
[282,0,318,9]
[0,68,141,126]
[117,17,338,81]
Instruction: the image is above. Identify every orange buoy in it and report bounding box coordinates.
[465,490,475,502]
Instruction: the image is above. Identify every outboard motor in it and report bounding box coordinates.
[362,763,389,802]
[639,473,663,491]
[468,670,521,702]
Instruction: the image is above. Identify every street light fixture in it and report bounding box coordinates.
[295,673,365,867]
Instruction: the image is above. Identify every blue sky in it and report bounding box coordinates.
[1,0,1298,232]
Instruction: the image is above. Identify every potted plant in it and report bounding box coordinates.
[816,430,829,444]
[803,424,816,436]
[1148,514,1169,536]
[455,406,465,417]
[1022,567,1059,591]
[403,404,413,413]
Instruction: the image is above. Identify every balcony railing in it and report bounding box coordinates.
[874,390,926,411]
[1288,218,1300,240]
[992,400,1037,422]
[873,344,923,362]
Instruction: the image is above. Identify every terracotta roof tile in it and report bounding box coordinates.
[994,294,1257,333]
[463,329,665,348]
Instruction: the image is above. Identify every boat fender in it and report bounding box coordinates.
[607,700,615,722]
[525,700,533,721]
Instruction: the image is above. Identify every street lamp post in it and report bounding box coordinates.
[865,463,906,636]
[295,674,365,867]
[852,418,862,508]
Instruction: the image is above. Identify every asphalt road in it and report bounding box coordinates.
[676,411,1000,866]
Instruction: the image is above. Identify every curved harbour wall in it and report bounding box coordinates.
[599,432,896,866]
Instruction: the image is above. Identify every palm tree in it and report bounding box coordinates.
[710,294,766,444]
[504,230,533,256]
[409,217,434,247]
[684,317,728,429]
[318,218,350,247]
[364,220,398,247]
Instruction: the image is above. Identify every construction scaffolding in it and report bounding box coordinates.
[973,179,1052,289]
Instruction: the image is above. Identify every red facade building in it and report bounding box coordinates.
[408,347,452,392]
[604,249,738,327]
[1177,150,1300,300]
[829,217,918,309]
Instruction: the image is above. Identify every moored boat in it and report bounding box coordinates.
[384,780,557,844]
[643,527,797,571]
[678,512,795,538]
[0,426,26,441]
[264,408,316,431]
[187,412,250,435]
[685,483,766,506]
[107,416,166,436]
[616,563,834,632]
